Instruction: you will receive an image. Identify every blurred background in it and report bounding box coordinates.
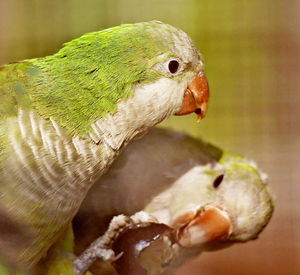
[0,0,299,274]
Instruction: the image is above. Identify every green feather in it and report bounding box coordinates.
[0,21,179,136]
[0,62,34,117]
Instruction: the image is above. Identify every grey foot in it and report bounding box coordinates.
[73,211,157,275]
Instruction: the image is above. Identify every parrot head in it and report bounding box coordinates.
[115,20,210,120]
[157,155,274,249]
[32,21,209,148]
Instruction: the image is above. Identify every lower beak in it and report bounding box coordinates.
[172,205,232,248]
[175,71,209,120]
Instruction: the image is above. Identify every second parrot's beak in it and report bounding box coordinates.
[175,71,209,120]
[172,205,232,248]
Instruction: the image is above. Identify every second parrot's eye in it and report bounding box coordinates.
[168,60,180,74]
[213,174,224,188]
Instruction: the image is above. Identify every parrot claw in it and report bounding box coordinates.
[73,211,157,275]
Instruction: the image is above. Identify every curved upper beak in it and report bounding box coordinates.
[175,71,209,120]
[172,205,232,248]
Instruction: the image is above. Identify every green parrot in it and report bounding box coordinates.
[0,21,209,272]
[74,128,274,274]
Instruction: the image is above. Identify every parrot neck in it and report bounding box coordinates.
[89,77,185,150]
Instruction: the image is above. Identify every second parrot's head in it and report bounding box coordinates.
[168,155,274,249]
[33,21,208,146]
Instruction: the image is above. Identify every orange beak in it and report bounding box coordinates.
[175,71,209,120]
[172,206,232,248]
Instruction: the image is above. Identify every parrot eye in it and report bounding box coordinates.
[213,174,224,188]
[168,60,180,74]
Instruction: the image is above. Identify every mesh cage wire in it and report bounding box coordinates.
[0,0,299,274]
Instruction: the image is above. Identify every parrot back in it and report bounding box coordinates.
[0,63,116,268]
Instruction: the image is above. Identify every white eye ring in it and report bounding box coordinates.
[154,57,183,75]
